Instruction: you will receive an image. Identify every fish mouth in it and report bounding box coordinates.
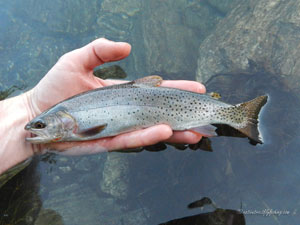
[26,135,48,143]
[25,129,51,143]
[25,125,54,144]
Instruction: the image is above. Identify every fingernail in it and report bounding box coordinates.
[197,83,206,93]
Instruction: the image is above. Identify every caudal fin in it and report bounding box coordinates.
[234,95,268,144]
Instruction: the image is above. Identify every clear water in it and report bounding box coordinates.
[1,0,300,224]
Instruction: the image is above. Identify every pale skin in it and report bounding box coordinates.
[0,38,206,175]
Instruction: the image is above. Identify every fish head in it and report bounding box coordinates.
[25,109,76,143]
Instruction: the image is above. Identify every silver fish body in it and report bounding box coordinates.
[25,76,267,144]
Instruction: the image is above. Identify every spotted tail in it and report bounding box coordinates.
[233,95,268,144]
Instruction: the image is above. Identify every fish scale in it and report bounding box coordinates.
[25,76,268,144]
[64,87,230,131]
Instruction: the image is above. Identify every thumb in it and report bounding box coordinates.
[59,38,131,72]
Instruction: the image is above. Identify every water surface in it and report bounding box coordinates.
[0,0,299,225]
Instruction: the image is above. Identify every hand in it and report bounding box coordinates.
[0,38,206,174]
[27,38,206,154]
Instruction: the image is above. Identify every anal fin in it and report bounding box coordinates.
[190,125,217,137]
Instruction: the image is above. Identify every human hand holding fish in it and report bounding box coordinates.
[0,38,206,174]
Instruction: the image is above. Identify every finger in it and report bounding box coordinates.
[166,130,203,144]
[103,124,173,150]
[59,38,131,72]
[45,124,173,154]
[94,77,128,87]
[161,80,206,93]
[99,78,206,93]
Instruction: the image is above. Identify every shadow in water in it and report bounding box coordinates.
[0,157,64,225]
[159,197,245,225]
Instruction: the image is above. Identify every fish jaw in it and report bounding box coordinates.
[25,127,63,143]
[26,135,54,144]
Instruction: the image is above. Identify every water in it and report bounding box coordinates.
[1,0,300,224]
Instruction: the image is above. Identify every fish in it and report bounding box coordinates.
[24,76,268,144]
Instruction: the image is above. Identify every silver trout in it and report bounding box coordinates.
[24,76,267,144]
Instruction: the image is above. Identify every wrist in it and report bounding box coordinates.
[0,90,40,174]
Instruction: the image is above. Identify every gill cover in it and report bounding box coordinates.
[25,109,77,143]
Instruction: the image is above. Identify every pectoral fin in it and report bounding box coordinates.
[76,124,107,138]
[190,125,217,137]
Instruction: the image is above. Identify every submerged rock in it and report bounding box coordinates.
[13,0,98,34]
[93,65,127,80]
[141,0,223,79]
[196,0,300,91]
[43,182,149,225]
[0,158,31,189]
[100,153,130,200]
[208,0,246,15]
[202,70,300,224]
[0,158,41,225]
[204,69,300,160]
[34,209,64,225]
[101,0,142,17]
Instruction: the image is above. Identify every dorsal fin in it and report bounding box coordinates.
[208,92,221,99]
[133,75,163,87]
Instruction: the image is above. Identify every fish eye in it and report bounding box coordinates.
[34,120,46,129]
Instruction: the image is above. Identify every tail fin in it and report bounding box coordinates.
[234,95,268,144]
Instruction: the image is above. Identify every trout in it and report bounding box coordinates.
[25,76,268,144]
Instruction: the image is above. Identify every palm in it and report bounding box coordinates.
[30,39,123,115]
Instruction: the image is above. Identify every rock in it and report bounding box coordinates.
[0,159,41,225]
[100,207,151,225]
[12,0,98,34]
[42,183,103,225]
[208,0,246,14]
[141,0,223,78]
[52,176,61,184]
[101,0,142,17]
[196,0,300,90]
[0,0,102,88]
[73,157,92,172]
[143,23,199,75]
[95,0,142,42]
[34,209,64,225]
[43,182,149,225]
[93,65,127,80]
[0,85,25,100]
[200,71,300,224]
[92,0,142,80]
[58,166,72,173]
[0,158,31,189]
[95,12,133,41]
[0,17,74,87]
[100,153,129,200]
[204,70,300,154]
